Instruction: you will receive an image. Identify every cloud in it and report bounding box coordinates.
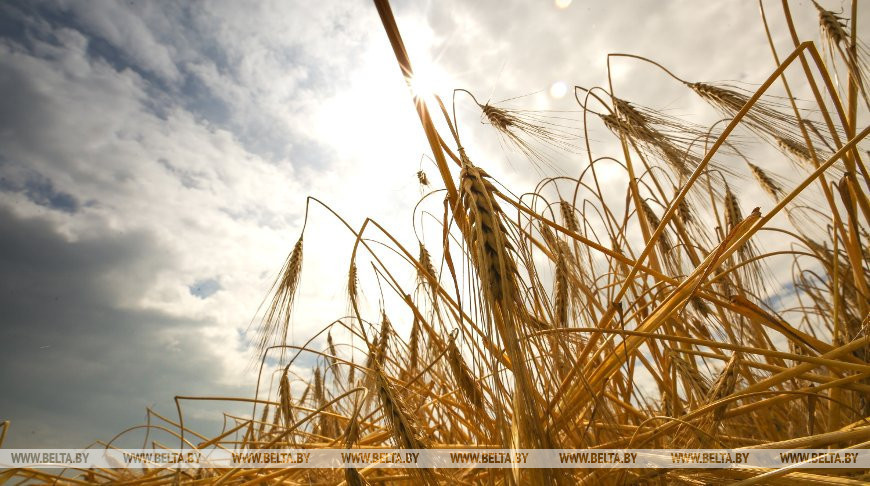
[0,173,81,213]
[0,0,431,448]
[0,206,250,448]
[53,0,184,83]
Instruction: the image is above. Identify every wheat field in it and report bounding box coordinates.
[3,0,869,484]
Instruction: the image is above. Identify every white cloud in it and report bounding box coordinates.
[56,0,184,82]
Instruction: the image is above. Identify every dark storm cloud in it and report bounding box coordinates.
[0,207,249,448]
[0,0,367,450]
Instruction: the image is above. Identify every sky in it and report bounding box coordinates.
[0,0,851,449]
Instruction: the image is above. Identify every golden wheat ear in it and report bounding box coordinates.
[254,235,303,363]
[776,135,825,171]
[746,162,785,199]
[687,81,824,150]
[457,89,581,173]
[813,0,870,111]
[600,96,734,186]
[373,367,437,484]
[342,414,369,486]
[417,242,438,292]
[278,369,294,428]
[347,262,359,305]
[447,336,484,410]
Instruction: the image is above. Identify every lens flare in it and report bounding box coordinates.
[549,81,568,99]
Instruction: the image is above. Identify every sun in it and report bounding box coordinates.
[406,58,451,106]
[409,71,437,100]
[397,19,452,103]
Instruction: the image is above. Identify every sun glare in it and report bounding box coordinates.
[409,70,437,100]
[399,18,452,103]
[549,81,568,98]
